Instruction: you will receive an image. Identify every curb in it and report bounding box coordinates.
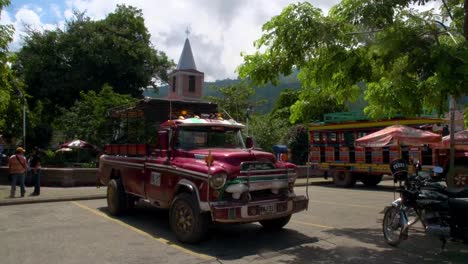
[0,194,106,206]
[295,181,333,187]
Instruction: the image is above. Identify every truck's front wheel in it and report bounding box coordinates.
[259,215,291,230]
[107,178,126,216]
[170,193,210,243]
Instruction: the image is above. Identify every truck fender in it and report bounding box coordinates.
[174,179,210,212]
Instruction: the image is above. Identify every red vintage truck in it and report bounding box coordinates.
[98,114,308,243]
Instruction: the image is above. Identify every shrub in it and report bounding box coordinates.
[282,125,309,165]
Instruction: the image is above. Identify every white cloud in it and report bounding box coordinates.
[1,9,13,24]
[5,0,342,81]
[15,8,42,29]
[57,0,345,81]
[4,7,62,50]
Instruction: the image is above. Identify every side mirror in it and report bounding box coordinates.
[158,130,169,149]
[245,137,253,149]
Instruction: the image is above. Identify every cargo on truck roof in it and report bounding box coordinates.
[108,97,218,123]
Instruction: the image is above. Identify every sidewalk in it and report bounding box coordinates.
[0,177,332,206]
[0,185,107,206]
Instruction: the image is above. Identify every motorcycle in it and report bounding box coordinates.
[382,159,468,248]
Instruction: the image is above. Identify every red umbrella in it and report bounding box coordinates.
[355,125,442,147]
[61,139,96,149]
[433,130,468,150]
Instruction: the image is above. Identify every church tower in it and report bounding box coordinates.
[167,33,204,101]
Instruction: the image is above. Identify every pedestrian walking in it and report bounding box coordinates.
[29,147,42,196]
[8,147,28,198]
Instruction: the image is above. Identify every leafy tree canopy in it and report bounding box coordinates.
[238,0,468,121]
[204,81,266,123]
[54,84,136,147]
[14,5,174,119]
[0,0,28,144]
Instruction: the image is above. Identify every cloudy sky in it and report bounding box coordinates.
[2,1,439,82]
[1,0,346,81]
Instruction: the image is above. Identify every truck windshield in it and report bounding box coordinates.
[177,126,245,150]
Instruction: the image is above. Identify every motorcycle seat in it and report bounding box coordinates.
[449,198,468,210]
[445,188,468,198]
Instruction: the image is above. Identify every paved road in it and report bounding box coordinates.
[1,181,467,264]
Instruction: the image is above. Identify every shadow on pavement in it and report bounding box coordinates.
[97,202,319,261]
[321,226,468,264]
[319,181,399,193]
[95,202,468,264]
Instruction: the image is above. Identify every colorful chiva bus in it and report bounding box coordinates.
[308,112,447,187]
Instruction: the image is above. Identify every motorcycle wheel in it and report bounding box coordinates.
[383,206,405,246]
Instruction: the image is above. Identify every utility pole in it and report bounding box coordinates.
[448,96,456,185]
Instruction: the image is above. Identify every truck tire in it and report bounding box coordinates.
[361,175,383,186]
[259,215,291,230]
[170,192,210,243]
[332,171,356,187]
[107,178,127,216]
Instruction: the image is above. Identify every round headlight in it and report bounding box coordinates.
[209,173,227,189]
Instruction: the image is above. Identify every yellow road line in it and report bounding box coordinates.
[309,200,379,209]
[291,220,334,229]
[71,201,214,261]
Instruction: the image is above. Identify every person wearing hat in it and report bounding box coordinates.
[8,147,28,198]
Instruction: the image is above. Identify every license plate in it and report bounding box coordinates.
[259,204,275,215]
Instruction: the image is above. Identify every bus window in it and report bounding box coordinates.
[337,133,344,143]
[329,132,337,142]
[344,131,354,146]
[358,131,367,139]
[313,132,320,143]
[322,133,328,144]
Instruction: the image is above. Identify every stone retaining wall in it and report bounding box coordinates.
[0,166,99,187]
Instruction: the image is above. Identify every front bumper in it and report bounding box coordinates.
[210,195,308,223]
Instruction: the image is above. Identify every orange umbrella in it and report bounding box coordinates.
[355,125,442,147]
[433,130,468,150]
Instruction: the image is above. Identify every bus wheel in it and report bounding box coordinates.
[361,175,383,186]
[333,171,356,187]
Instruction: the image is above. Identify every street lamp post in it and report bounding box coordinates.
[246,107,251,136]
[16,89,26,148]
[22,102,26,149]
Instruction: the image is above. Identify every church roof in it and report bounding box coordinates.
[176,38,197,70]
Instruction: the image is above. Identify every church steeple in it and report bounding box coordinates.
[166,30,204,102]
[176,38,197,70]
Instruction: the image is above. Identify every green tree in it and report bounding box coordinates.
[54,85,136,147]
[238,1,467,120]
[249,114,289,153]
[204,81,265,123]
[14,5,173,118]
[270,89,299,120]
[0,0,28,146]
[282,125,309,165]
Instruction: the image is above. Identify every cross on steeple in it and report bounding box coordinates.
[185,27,191,38]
